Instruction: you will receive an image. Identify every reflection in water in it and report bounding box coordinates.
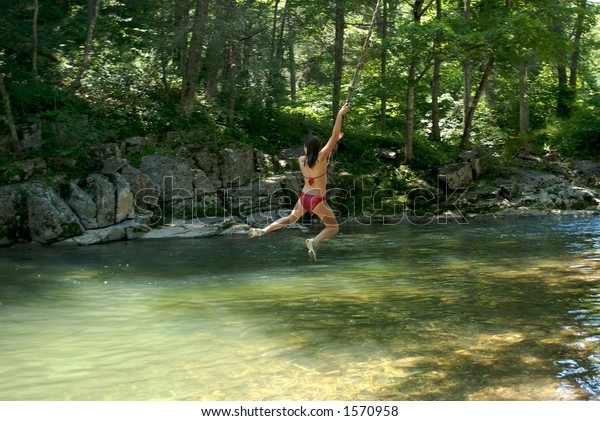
[0,216,599,400]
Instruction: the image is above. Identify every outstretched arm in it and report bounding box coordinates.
[321,102,350,158]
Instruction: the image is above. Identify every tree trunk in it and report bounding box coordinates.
[180,0,210,121]
[69,0,101,95]
[0,73,22,154]
[205,34,222,101]
[556,64,571,118]
[32,0,39,83]
[276,2,287,65]
[462,0,472,143]
[271,0,280,62]
[430,0,442,142]
[380,0,388,135]
[405,66,416,162]
[226,43,237,125]
[175,0,191,83]
[404,0,432,162]
[332,0,345,122]
[519,62,530,154]
[288,14,297,102]
[569,0,586,90]
[461,58,494,149]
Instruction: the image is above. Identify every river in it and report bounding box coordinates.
[0,215,599,400]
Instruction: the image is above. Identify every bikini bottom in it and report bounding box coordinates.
[300,191,324,212]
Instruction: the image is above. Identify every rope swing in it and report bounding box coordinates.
[346,0,382,104]
[328,0,382,167]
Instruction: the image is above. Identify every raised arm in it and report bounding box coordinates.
[320,102,350,158]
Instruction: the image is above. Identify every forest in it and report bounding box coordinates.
[1,0,599,184]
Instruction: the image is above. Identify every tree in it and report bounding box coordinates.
[333,0,346,121]
[379,0,395,134]
[430,0,443,142]
[403,0,435,162]
[32,0,39,83]
[179,0,210,121]
[0,73,22,154]
[70,0,102,95]
[461,0,472,148]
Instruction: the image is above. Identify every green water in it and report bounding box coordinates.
[0,216,599,401]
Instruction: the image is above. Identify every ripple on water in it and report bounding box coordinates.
[0,217,600,400]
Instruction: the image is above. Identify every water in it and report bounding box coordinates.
[0,216,599,401]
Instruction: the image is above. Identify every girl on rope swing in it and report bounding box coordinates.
[248,102,351,262]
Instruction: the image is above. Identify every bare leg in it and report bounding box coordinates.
[263,201,306,234]
[311,200,339,245]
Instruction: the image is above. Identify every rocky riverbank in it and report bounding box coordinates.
[0,139,599,247]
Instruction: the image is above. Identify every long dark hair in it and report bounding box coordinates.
[303,134,320,168]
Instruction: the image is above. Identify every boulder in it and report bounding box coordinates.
[192,169,216,194]
[22,122,42,150]
[67,182,98,229]
[140,222,220,239]
[120,163,160,213]
[122,136,154,155]
[101,157,128,175]
[87,174,116,228]
[112,172,135,223]
[470,158,485,178]
[192,144,255,188]
[573,160,600,187]
[14,158,46,181]
[438,162,473,190]
[25,183,84,244]
[69,220,150,245]
[89,143,121,160]
[228,173,302,217]
[140,153,195,201]
[0,185,26,246]
[459,149,487,178]
[380,148,398,161]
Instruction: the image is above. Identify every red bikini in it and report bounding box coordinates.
[300,191,324,212]
[300,161,327,211]
[305,171,327,186]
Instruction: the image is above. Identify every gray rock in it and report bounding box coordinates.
[112,172,135,223]
[69,220,150,245]
[0,185,26,245]
[87,174,116,228]
[192,144,255,188]
[101,157,128,175]
[438,162,473,190]
[192,169,216,194]
[140,153,195,201]
[120,163,160,214]
[70,225,126,245]
[25,183,84,244]
[141,222,220,239]
[14,158,46,181]
[67,182,98,229]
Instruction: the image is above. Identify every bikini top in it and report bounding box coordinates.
[304,171,327,186]
[302,155,329,185]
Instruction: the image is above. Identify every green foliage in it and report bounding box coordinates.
[409,137,457,173]
[0,0,599,194]
[540,106,600,157]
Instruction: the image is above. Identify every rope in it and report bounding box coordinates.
[329,1,382,168]
[345,0,382,104]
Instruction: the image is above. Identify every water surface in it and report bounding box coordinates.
[0,216,599,400]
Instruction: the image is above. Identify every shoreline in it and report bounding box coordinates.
[47,207,597,246]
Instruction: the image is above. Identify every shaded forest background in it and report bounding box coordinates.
[1,0,599,183]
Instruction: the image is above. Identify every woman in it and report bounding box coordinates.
[248,102,350,261]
